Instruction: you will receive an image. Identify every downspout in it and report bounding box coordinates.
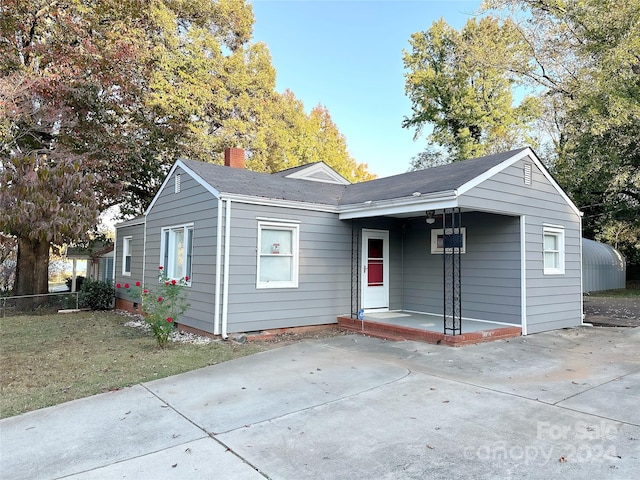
[579,214,584,324]
[221,198,232,340]
[112,236,117,282]
[142,215,147,294]
[520,215,528,336]
[214,198,223,335]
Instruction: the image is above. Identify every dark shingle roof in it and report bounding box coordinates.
[178,148,528,207]
[180,159,348,206]
[339,148,527,204]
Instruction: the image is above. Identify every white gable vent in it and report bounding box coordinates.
[175,173,181,193]
[523,163,532,186]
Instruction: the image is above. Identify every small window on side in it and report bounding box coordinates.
[543,226,565,275]
[122,236,132,276]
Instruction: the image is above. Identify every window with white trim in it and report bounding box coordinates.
[543,226,565,275]
[122,236,132,275]
[257,222,299,289]
[160,225,193,283]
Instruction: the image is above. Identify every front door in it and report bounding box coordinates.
[362,229,389,311]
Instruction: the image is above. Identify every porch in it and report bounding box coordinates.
[337,311,522,346]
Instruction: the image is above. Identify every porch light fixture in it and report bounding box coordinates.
[426,211,436,224]
[412,191,421,197]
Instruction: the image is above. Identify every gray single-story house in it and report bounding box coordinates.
[114,147,583,341]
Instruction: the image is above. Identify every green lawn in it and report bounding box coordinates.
[0,311,269,419]
[588,280,640,298]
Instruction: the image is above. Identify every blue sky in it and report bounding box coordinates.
[251,0,483,178]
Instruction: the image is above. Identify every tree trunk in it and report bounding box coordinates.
[15,237,50,296]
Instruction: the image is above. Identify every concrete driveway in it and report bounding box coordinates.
[1,326,639,479]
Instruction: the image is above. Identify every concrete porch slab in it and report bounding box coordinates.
[338,312,521,346]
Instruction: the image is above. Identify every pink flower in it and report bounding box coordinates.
[165,281,169,286]
[116,283,121,288]
[158,266,163,270]
[157,296,163,302]
[135,281,141,287]
[171,279,176,285]
[184,276,189,281]
[124,283,130,289]
[143,289,149,294]
[166,317,172,323]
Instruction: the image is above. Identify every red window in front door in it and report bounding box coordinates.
[367,238,384,286]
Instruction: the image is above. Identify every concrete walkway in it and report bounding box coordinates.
[1,326,639,479]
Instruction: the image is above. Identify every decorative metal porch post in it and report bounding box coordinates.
[443,208,462,335]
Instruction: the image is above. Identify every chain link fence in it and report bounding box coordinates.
[0,292,81,318]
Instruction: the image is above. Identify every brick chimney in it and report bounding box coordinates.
[224,147,245,169]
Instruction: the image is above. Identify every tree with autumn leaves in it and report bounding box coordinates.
[404,1,640,270]
[0,0,373,296]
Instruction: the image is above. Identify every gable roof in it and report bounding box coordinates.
[271,162,350,185]
[144,147,580,219]
[179,158,348,206]
[340,148,526,204]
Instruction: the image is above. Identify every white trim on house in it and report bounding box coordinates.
[457,147,582,217]
[338,192,458,220]
[221,199,232,340]
[114,217,145,228]
[361,229,390,311]
[122,236,132,276]
[284,162,350,185]
[256,221,300,289]
[214,199,223,335]
[542,225,565,275]
[520,215,527,336]
[145,159,221,215]
[159,223,194,283]
[220,193,339,213]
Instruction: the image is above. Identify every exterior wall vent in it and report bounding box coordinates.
[523,163,532,186]
[175,173,181,193]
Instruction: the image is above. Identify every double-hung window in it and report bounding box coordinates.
[122,237,132,276]
[543,226,565,275]
[257,221,299,289]
[161,225,193,283]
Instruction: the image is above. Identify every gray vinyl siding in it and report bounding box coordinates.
[458,157,582,334]
[224,202,352,332]
[114,222,144,302]
[401,213,521,324]
[145,166,218,333]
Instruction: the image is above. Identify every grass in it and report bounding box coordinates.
[588,280,640,298]
[0,311,270,419]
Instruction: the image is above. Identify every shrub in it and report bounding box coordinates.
[116,267,190,348]
[65,275,85,292]
[80,280,115,310]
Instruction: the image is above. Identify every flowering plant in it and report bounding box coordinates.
[117,267,190,348]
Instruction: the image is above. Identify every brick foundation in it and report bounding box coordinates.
[114,298,142,314]
[337,315,521,347]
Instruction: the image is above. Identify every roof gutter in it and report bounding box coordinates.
[338,191,458,220]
